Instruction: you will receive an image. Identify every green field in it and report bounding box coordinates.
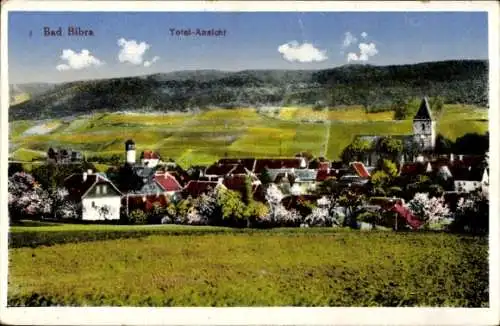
[9,105,488,167]
[8,224,488,307]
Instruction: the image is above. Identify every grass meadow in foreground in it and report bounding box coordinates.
[8,228,488,307]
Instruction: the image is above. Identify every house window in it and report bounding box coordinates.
[92,201,96,208]
[102,185,107,194]
[96,186,101,195]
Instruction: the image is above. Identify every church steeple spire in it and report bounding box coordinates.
[414,97,433,121]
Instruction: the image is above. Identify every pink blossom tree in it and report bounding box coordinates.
[407,193,451,230]
[8,172,52,220]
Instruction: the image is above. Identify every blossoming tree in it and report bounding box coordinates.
[407,192,451,230]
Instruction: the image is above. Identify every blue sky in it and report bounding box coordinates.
[8,11,488,84]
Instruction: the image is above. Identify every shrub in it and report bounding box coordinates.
[175,199,192,224]
[295,199,316,218]
[356,211,381,227]
[185,208,209,225]
[388,186,402,197]
[429,184,444,197]
[129,209,147,225]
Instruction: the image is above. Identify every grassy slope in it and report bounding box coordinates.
[8,229,487,307]
[8,105,488,167]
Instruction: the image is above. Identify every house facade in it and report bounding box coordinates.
[65,170,122,221]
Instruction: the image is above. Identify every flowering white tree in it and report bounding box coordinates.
[195,188,218,220]
[290,183,303,196]
[186,208,209,225]
[304,207,330,226]
[57,201,81,219]
[407,193,452,230]
[265,184,284,207]
[264,184,302,226]
[8,172,52,220]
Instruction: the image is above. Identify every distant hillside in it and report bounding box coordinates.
[9,60,488,121]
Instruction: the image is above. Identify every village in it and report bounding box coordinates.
[8,98,489,232]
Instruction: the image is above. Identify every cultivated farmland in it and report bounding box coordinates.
[9,105,488,169]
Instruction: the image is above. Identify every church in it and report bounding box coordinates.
[353,97,436,167]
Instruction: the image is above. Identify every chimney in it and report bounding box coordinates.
[450,153,455,163]
[459,154,464,161]
[87,169,93,175]
[83,172,88,182]
[217,177,223,184]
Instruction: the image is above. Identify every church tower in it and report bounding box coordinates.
[413,97,436,151]
[125,139,136,165]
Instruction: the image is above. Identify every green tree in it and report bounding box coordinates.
[381,159,399,178]
[434,134,454,154]
[338,189,365,227]
[243,175,253,205]
[377,137,403,162]
[392,97,410,120]
[429,96,445,117]
[371,170,390,189]
[341,138,372,163]
[216,187,246,227]
[243,201,269,228]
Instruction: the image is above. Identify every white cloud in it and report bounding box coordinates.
[143,56,160,68]
[342,32,357,49]
[361,32,368,39]
[55,49,103,71]
[278,41,327,63]
[347,42,378,63]
[346,52,359,62]
[117,38,151,65]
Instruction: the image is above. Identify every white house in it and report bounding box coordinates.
[64,170,122,221]
[453,167,489,194]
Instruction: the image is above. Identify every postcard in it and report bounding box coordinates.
[0,1,499,325]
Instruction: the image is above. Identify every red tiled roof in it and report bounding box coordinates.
[230,164,250,175]
[400,162,426,176]
[350,162,371,178]
[205,163,237,176]
[141,150,160,160]
[183,180,221,197]
[154,172,183,192]
[165,170,190,186]
[308,158,330,170]
[217,158,256,171]
[254,158,303,174]
[222,175,261,198]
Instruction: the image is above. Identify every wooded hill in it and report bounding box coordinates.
[9,59,488,121]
